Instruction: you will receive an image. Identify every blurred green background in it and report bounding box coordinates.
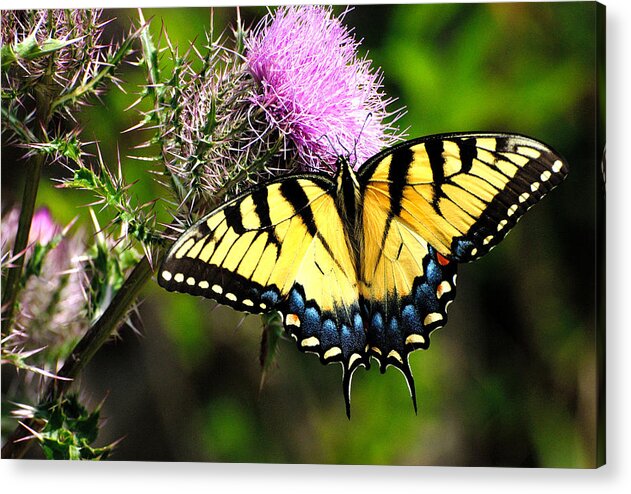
[1,3,604,467]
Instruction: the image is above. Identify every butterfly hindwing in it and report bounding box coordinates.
[361,179,458,409]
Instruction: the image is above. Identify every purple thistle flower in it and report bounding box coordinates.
[246,6,403,172]
[157,5,403,222]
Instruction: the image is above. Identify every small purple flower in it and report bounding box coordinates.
[1,206,88,369]
[246,6,403,172]
[1,206,58,261]
[28,207,60,246]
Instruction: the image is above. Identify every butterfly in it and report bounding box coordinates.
[158,132,568,417]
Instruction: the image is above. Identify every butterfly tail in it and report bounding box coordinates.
[342,362,362,419]
[402,362,418,415]
[342,366,352,419]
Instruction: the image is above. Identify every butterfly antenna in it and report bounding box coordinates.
[352,112,373,165]
[316,134,340,174]
[336,135,350,158]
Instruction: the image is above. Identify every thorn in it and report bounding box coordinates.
[16,420,43,442]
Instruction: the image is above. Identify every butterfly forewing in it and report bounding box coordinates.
[359,132,569,262]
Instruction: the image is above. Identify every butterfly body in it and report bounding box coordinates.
[159,132,568,416]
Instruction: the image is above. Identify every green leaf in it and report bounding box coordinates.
[21,229,66,283]
[259,311,283,391]
[84,224,142,322]
[63,166,99,190]
[1,33,82,70]
[35,395,116,460]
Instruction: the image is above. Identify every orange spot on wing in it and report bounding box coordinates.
[437,253,451,266]
[286,313,300,326]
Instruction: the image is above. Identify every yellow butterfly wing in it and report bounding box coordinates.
[361,181,458,409]
[360,132,569,262]
[358,133,568,407]
[158,176,369,411]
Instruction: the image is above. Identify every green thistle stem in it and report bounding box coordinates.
[2,12,156,460]
[49,256,153,396]
[2,36,56,328]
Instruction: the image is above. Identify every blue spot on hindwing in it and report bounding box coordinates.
[388,316,399,334]
[353,312,363,332]
[303,307,321,336]
[321,319,337,347]
[372,312,384,333]
[402,304,420,329]
[425,257,441,286]
[289,287,305,313]
[452,238,474,260]
[261,289,279,306]
[414,282,439,312]
[369,310,387,351]
[341,324,350,337]
[387,316,404,349]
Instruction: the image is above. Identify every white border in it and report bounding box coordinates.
[2,0,630,493]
